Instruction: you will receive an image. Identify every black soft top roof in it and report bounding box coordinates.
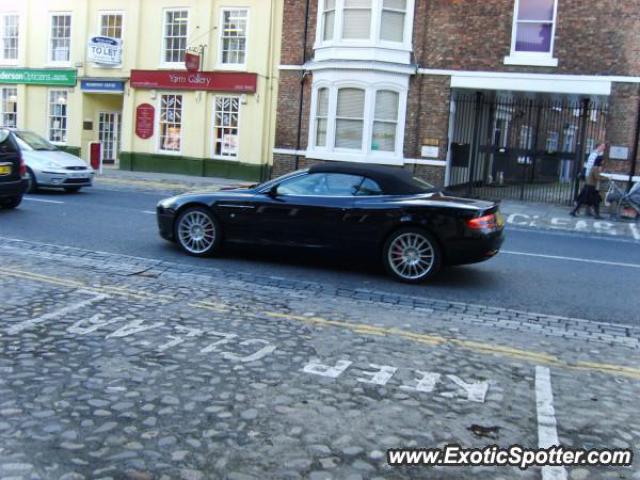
[308,162,434,195]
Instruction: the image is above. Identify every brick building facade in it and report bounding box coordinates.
[273,0,640,203]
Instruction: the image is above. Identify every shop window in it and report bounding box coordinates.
[0,87,17,127]
[159,94,183,153]
[49,13,72,63]
[48,90,68,144]
[163,9,188,65]
[219,9,248,67]
[212,96,240,159]
[0,14,18,62]
[100,12,123,39]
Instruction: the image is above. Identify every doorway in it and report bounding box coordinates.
[98,112,122,165]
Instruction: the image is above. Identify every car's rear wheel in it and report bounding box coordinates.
[26,168,38,193]
[383,228,442,283]
[175,207,221,257]
[1,195,23,209]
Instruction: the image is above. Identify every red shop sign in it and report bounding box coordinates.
[135,103,155,140]
[185,52,200,72]
[130,70,257,93]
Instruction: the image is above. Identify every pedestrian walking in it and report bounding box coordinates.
[582,143,606,179]
[570,156,606,218]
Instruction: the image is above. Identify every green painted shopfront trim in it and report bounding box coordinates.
[119,152,267,182]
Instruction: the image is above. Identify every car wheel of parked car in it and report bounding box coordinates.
[175,207,221,257]
[1,195,23,210]
[25,168,38,193]
[383,227,442,283]
[64,187,82,193]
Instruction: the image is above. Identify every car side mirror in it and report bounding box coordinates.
[267,184,279,197]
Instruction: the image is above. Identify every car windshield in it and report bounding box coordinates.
[14,131,58,151]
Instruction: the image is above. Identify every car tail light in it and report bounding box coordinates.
[18,154,26,177]
[467,214,499,232]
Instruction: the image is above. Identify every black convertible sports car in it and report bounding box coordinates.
[157,163,505,283]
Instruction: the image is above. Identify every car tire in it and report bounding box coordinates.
[64,187,82,193]
[1,195,23,209]
[175,206,222,257]
[383,227,442,283]
[26,168,38,193]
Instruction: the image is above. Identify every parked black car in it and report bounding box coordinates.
[157,163,505,283]
[0,129,28,210]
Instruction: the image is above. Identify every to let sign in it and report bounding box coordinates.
[87,36,123,66]
[136,104,155,140]
[130,70,257,93]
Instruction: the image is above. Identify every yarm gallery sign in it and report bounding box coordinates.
[130,70,257,93]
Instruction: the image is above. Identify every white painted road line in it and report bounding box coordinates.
[535,366,568,480]
[142,210,156,215]
[6,291,110,335]
[23,196,65,205]
[503,250,640,270]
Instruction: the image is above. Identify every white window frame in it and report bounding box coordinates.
[217,7,250,70]
[157,93,184,155]
[160,8,190,68]
[48,12,72,66]
[0,86,17,127]
[315,0,415,52]
[504,0,558,67]
[211,95,241,160]
[98,10,125,40]
[308,73,407,165]
[47,89,69,146]
[0,13,19,64]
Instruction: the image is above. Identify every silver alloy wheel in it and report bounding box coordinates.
[177,210,217,255]
[387,232,435,281]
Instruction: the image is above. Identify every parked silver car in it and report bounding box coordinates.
[11,129,95,193]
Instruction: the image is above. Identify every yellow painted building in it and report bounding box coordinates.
[0,0,283,180]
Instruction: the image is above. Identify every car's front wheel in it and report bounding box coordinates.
[1,195,23,210]
[26,168,38,193]
[175,207,221,257]
[383,228,442,283]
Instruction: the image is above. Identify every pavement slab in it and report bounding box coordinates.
[0,241,638,479]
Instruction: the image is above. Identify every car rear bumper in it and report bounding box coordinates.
[157,207,176,241]
[0,178,28,198]
[445,230,505,265]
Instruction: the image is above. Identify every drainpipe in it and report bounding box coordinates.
[628,91,640,191]
[294,0,311,170]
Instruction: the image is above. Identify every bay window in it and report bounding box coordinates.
[342,0,372,40]
[380,0,406,42]
[505,0,558,66]
[310,77,407,162]
[322,0,336,41]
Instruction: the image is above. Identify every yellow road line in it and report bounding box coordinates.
[3,266,640,380]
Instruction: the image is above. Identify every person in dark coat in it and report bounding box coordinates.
[570,156,605,219]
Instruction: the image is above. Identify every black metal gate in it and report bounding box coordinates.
[448,91,608,205]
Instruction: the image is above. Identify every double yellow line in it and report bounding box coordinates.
[2,266,639,380]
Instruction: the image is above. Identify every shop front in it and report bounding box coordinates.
[121,69,264,181]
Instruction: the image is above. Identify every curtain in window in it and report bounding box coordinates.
[380,0,406,42]
[372,90,399,151]
[515,0,554,53]
[335,88,365,149]
[323,0,336,41]
[342,0,372,39]
[315,88,329,147]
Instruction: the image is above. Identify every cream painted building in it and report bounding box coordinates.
[0,0,283,181]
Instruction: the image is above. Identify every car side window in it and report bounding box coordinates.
[356,177,383,196]
[278,173,364,197]
[0,130,17,154]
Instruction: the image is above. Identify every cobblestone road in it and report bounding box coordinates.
[0,240,638,480]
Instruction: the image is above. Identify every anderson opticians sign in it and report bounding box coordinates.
[0,68,77,86]
[130,70,257,93]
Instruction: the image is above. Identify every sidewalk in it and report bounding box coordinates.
[95,167,640,241]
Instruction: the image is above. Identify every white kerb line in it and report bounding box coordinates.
[6,291,110,335]
[535,366,568,480]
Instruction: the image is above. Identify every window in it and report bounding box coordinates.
[372,90,398,152]
[0,14,18,62]
[163,9,188,64]
[319,0,413,45]
[315,88,329,147]
[505,0,558,66]
[50,13,72,63]
[48,90,68,144]
[100,13,123,39]
[159,94,183,153]
[335,88,365,149]
[356,177,383,195]
[278,173,365,196]
[220,9,248,66]
[342,0,372,39]
[213,96,240,159]
[0,87,17,127]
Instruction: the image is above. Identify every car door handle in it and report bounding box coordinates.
[218,204,256,210]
